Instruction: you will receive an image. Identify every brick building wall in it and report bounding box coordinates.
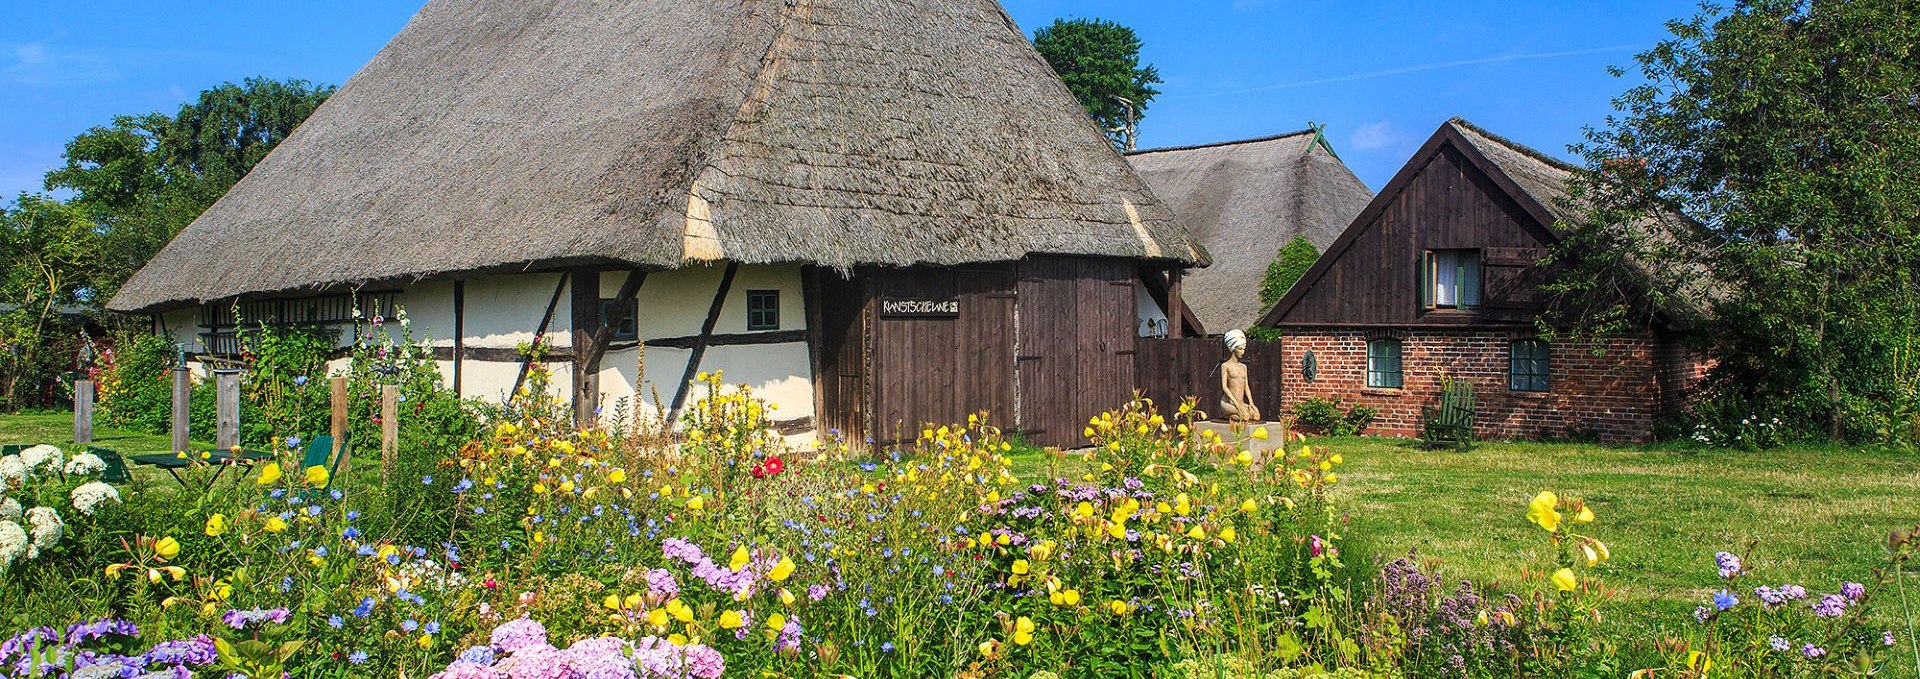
[1276,330,1667,443]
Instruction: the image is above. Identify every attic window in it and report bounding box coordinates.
[746,290,780,331]
[1424,250,1482,310]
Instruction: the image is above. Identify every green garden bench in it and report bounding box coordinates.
[0,444,25,457]
[88,447,133,484]
[1421,381,1477,451]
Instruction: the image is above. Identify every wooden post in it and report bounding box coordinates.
[330,376,348,468]
[570,268,603,429]
[215,369,241,451]
[380,384,398,485]
[73,378,94,444]
[1168,270,1185,339]
[170,367,191,454]
[452,280,465,397]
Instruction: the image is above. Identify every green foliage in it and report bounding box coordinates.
[1551,1,1920,446]
[1260,236,1321,307]
[1031,18,1162,150]
[1293,397,1376,438]
[44,77,334,303]
[97,332,178,433]
[0,195,102,410]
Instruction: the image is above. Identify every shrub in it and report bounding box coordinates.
[1293,397,1376,437]
[96,332,178,434]
[1260,236,1321,307]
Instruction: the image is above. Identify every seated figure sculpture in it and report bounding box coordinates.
[1218,329,1262,423]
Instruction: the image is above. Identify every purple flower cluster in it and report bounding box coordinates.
[1714,551,1743,579]
[660,538,767,598]
[1368,553,1520,678]
[438,619,726,679]
[1812,594,1849,618]
[1753,584,1808,607]
[644,569,679,601]
[220,607,290,630]
[1,620,213,678]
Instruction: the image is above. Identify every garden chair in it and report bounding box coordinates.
[294,434,350,498]
[87,447,133,484]
[0,444,24,457]
[1420,379,1477,451]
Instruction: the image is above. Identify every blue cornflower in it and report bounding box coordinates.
[402,619,419,632]
[424,621,441,634]
[327,615,344,629]
[345,510,360,521]
[305,505,323,517]
[421,475,433,485]
[882,642,895,653]
[293,376,309,387]
[348,651,368,665]
[285,436,302,449]
[1714,591,1739,611]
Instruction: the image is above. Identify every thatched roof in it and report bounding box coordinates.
[110,0,1206,313]
[1127,130,1372,332]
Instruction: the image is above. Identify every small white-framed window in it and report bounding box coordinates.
[1367,339,1404,389]
[1509,339,1551,393]
[1424,250,1482,309]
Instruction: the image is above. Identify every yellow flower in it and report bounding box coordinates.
[1687,651,1713,673]
[685,496,705,511]
[1527,491,1562,532]
[1575,506,1595,523]
[1185,525,1206,540]
[1108,600,1131,615]
[769,556,797,582]
[304,465,330,488]
[1240,499,1258,513]
[1010,559,1030,575]
[1174,493,1191,516]
[625,593,644,609]
[1252,427,1269,440]
[646,608,669,627]
[978,639,1001,659]
[1219,525,1237,543]
[1551,568,1578,592]
[666,598,694,623]
[1013,616,1035,645]
[417,634,434,649]
[729,546,751,572]
[720,610,745,629]
[778,588,796,606]
[1234,450,1254,465]
[1061,589,1081,606]
[496,422,518,437]
[1073,502,1094,519]
[608,468,626,484]
[255,462,282,486]
[153,537,180,559]
[264,517,288,533]
[764,613,787,636]
[204,514,228,537]
[603,594,622,610]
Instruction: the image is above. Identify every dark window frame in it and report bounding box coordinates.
[599,298,639,342]
[746,290,781,331]
[1366,338,1405,390]
[1509,339,1551,393]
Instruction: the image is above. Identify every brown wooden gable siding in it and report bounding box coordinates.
[868,265,1019,444]
[1261,129,1560,329]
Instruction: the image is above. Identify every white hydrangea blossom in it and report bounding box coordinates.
[70,481,121,517]
[17,445,64,475]
[63,452,106,476]
[0,457,26,487]
[25,506,62,556]
[0,497,20,522]
[0,520,27,571]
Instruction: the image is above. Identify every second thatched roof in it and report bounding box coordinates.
[110,0,1208,313]
[1127,130,1373,332]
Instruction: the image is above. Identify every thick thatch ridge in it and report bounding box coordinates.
[1127,130,1373,332]
[110,0,1206,313]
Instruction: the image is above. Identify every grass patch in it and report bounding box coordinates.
[0,411,203,456]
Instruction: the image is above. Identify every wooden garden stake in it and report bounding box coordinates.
[330,376,348,473]
[380,384,398,484]
[171,367,191,454]
[215,369,241,451]
[72,378,94,444]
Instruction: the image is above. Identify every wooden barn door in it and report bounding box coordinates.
[811,269,870,444]
[1016,257,1136,448]
[869,266,1016,444]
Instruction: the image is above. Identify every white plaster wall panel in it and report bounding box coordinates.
[1135,285,1170,337]
[399,280,458,348]
[461,273,568,349]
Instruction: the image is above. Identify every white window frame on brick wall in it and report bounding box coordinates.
[1509,339,1550,393]
[1366,339,1404,390]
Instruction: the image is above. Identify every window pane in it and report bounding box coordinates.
[1433,252,1457,306]
[1461,254,1482,308]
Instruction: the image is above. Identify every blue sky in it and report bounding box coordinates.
[0,1,1696,198]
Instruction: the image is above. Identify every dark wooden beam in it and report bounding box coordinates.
[574,270,649,428]
[570,268,604,428]
[1168,269,1185,339]
[512,273,570,398]
[452,280,465,396]
[666,263,740,425]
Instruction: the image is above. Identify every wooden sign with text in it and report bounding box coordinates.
[880,297,960,318]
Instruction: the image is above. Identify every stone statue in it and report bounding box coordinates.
[1218,330,1262,423]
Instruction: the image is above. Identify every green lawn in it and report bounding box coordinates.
[1014,434,1920,633]
[0,411,202,457]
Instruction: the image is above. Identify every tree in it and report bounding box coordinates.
[45,77,334,301]
[1032,18,1162,151]
[1552,0,1920,445]
[1260,236,1321,307]
[0,194,101,407]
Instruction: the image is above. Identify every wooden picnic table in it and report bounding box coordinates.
[127,449,278,489]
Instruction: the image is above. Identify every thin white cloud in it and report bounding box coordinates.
[1169,44,1640,101]
[0,40,117,87]
[1350,120,1402,151]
